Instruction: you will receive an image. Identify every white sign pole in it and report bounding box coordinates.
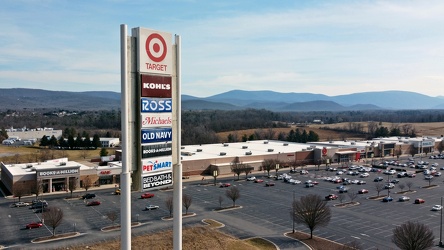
[172,34,182,250]
[120,24,131,250]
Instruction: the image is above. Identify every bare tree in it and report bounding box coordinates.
[375,182,384,197]
[392,221,434,250]
[182,194,192,215]
[348,191,358,203]
[30,179,43,200]
[43,206,64,236]
[106,211,118,226]
[218,195,224,209]
[230,157,243,180]
[398,183,405,192]
[68,178,77,198]
[243,164,254,179]
[338,194,346,204]
[225,186,240,207]
[406,181,414,191]
[261,159,279,177]
[425,177,434,187]
[83,176,93,192]
[341,240,363,250]
[13,183,27,202]
[291,194,331,239]
[165,196,173,218]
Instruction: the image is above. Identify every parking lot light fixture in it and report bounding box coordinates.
[213,170,218,186]
[440,197,443,247]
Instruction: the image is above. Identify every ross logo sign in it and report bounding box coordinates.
[141,128,172,144]
[142,142,172,158]
[140,74,172,98]
[141,156,172,173]
[142,171,173,189]
[141,113,172,128]
[134,27,172,75]
[141,98,172,113]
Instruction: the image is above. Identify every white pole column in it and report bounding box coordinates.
[172,34,182,250]
[120,24,131,250]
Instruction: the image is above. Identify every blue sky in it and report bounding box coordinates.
[1,0,444,97]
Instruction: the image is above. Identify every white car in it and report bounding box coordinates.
[12,202,30,207]
[145,205,159,210]
[399,196,410,202]
[384,183,395,189]
[246,176,256,181]
[432,205,443,211]
[290,179,301,184]
[336,171,344,175]
[425,175,434,180]
[435,172,442,177]
[360,173,369,178]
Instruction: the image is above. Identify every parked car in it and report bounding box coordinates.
[114,189,121,195]
[26,222,43,229]
[13,202,30,207]
[86,200,101,206]
[432,205,443,211]
[425,175,434,180]
[358,189,369,194]
[357,180,367,185]
[374,177,384,182]
[265,182,275,187]
[254,179,264,183]
[145,204,159,210]
[305,183,314,188]
[325,194,338,200]
[30,201,48,209]
[82,193,96,199]
[339,187,348,193]
[34,207,51,213]
[384,183,395,189]
[220,183,231,187]
[246,176,256,181]
[415,198,425,204]
[141,192,155,199]
[390,179,400,184]
[382,196,393,202]
[407,173,416,178]
[360,173,369,178]
[435,172,442,177]
[398,196,410,202]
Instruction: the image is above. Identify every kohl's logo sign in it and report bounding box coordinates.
[141,98,172,113]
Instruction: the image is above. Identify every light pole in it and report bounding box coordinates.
[292,190,295,234]
[440,196,443,247]
[213,170,218,186]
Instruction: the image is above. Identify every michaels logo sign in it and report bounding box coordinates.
[141,128,172,143]
[141,113,172,128]
[141,98,172,113]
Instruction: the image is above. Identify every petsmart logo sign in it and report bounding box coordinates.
[142,156,172,173]
[141,98,172,113]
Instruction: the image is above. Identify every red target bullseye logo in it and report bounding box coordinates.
[145,33,167,63]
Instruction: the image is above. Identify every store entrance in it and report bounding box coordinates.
[52,178,66,192]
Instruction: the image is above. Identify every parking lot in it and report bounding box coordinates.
[1,155,444,249]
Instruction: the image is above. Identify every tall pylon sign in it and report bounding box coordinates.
[120,24,182,250]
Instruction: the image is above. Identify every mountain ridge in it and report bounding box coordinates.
[0,88,443,111]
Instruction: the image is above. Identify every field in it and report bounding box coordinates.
[217,122,444,142]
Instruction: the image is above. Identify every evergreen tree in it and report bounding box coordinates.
[40,135,49,147]
[92,134,102,148]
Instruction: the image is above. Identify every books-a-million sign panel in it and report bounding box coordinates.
[133,27,174,191]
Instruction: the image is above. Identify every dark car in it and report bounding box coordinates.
[374,177,384,182]
[382,196,393,202]
[34,207,51,213]
[82,193,96,199]
[30,201,48,209]
[86,200,101,206]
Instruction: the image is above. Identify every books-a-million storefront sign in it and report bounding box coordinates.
[38,168,79,177]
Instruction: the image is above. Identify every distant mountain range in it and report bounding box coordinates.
[0,88,443,112]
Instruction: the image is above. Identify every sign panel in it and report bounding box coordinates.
[141,113,172,128]
[141,75,172,98]
[134,27,172,75]
[141,128,172,144]
[141,98,172,113]
[142,142,173,158]
[142,171,173,190]
[38,168,79,177]
[141,156,172,173]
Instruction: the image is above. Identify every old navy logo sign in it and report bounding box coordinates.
[141,113,172,128]
[142,171,173,190]
[142,142,172,158]
[142,156,172,173]
[141,128,172,143]
[141,98,172,113]
[141,75,172,98]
